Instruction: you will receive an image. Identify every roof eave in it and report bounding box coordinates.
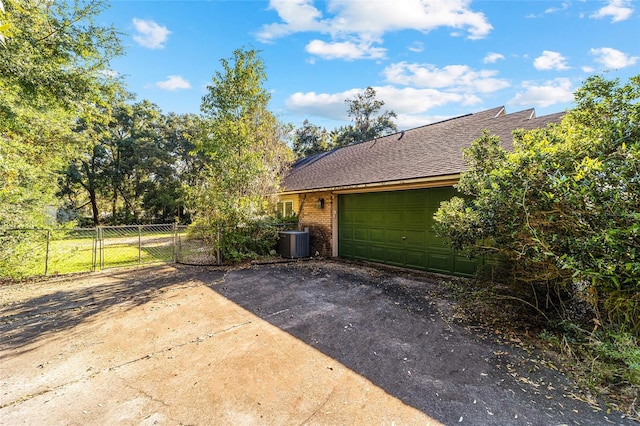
[279,174,462,195]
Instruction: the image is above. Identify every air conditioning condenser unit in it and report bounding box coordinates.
[278,230,310,259]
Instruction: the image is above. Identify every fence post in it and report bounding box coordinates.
[172,222,177,263]
[44,229,51,276]
[138,225,142,264]
[92,227,97,272]
[99,227,104,270]
[216,225,222,266]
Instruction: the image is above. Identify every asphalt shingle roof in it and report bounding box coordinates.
[282,106,565,193]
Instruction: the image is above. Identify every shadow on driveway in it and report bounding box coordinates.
[0,265,226,356]
[210,260,635,426]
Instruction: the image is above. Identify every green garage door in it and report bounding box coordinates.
[338,188,481,277]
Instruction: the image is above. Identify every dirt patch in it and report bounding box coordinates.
[1,261,637,425]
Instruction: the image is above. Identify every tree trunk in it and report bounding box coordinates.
[89,187,99,226]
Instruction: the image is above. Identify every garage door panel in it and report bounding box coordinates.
[353,212,369,225]
[369,228,385,243]
[353,227,369,241]
[426,187,455,207]
[385,229,405,244]
[352,243,371,260]
[340,210,353,225]
[404,229,425,246]
[454,255,480,277]
[403,192,428,208]
[428,233,449,247]
[369,210,386,225]
[339,226,353,239]
[404,209,427,227]
[368,245,386,263]
[428,252,452,273]
[425,208,437,225]
[338,189,482,276]
[384,247,404,265]
[383,212,405,228]
[385,191,405,206]
[405,251,426,270]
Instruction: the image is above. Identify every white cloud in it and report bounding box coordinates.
[156,75,191,91]
[509,78,574,108]
[285,91,352,121]
[533,51,570,70]
[376,86,481,113]
[285,85,481,128]
[132,18,171,49]
[257,0,492,60]
[526,1,571,18]
[590,0,634,23]
[257,0,329,42]
[483,52,505,64]
[305,39,386,60]
[589,47,639,69]
[394,113,454,129]
[544,2,570,15]
[408,42,424,53]
[383,62,510,93]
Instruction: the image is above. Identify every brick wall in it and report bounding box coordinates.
[297,191,333,257]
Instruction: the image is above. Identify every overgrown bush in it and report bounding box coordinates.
[434,74,640,334]
[187,215,284,263]
[187,48,293,263]
[0,229,48,279]
[539,324,639,416]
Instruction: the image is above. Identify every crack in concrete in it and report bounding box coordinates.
[110,320,252,371]
[298,386,337,425]
[0,320,252,410]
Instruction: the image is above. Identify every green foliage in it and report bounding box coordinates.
[291,86,397,158]
[435,74,640,334]
[0,229,48,279]
[539,325,639,414]
[190,48,293,262]
[60,98,202,225]
[1,0,122,280]
[293,119,334,158]
[0,0,123,230]
[334,86,397,147]
[219,217,281,262]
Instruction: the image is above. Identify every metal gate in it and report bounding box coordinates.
[1,224,190,279]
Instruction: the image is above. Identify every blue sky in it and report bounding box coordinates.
[101,0,640,130]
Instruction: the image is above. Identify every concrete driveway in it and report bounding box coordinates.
[0,261,635,425]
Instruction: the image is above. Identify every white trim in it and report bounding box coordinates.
[331,193,338,257]
[279,174,461,196]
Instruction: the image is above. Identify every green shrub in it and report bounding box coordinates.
[435,74,640,334]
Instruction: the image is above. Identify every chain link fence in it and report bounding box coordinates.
[1,222,300,280]
[0,224,201,280]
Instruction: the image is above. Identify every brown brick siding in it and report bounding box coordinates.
[297,191,333,257]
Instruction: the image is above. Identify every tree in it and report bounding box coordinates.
[0,0,122,278]
[190,48,293,261]
[292,119,334,158]
[0,0,122,229]
[60,98,202,225]
[142,112,203,223]
[434,74,640,333]
[334,86,397,147]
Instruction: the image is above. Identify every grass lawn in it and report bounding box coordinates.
[28,230,178,276]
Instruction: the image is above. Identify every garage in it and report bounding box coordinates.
[280,107,563,274]
[338,188,481,277]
